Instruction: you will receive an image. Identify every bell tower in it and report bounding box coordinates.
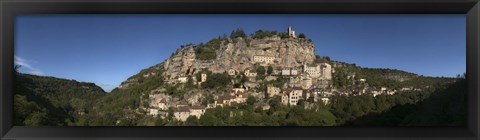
[288,26,296,38]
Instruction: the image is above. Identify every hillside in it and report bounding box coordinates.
[14,27,463,126]
[345,76,467,126]
[14,73,106,126]
[82,27,459,126]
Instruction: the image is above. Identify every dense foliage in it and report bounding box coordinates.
[201,72,232,90]
[14,73,106,126]
[332,62,455,89]
[230,28,247,39]
[252,30,278,39]
[347,77,466,126]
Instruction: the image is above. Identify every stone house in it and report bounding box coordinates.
[232,93,248,104]
[157,99,169,110]
[232,87,245,93]
[252,55,275,64]
[280,93,289,105]
[303,64,321,78]
[319,62,332,80]
[280,87,304,105]
[267,84,281,97]
[243,81,258,91]
[214,95,233,107]
[189,105,206,119]
[173,107,190,121]
[302,76,313,89]
[149,109,159,116]
[176,100,189,108]
[282,68,298,76]
[201,73,207,82]
[177,76,187,83]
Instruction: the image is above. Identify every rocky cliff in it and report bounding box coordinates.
[161,36,316,81]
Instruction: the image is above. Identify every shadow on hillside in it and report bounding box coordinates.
[343,79,467,127]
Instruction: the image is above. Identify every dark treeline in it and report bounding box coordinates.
[14,73,106,126]
[345,77,467,126]
[14,70,466,126]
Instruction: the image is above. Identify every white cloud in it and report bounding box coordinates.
[14,55,44,75]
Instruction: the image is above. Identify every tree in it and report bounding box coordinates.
[230,28,246,39]
[252,30,278,39]
[201,73,231,89]
[185,116,199,126]
[202,94,215,106]
[324,56,331,61]
[247,96,256,105]
[15,65,21,73]
[267,66,273,75]
[256,66,266,75]
[298,33,306,38]
[185,76,195,89]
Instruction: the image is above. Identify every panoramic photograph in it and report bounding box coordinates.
[13,14,466,126]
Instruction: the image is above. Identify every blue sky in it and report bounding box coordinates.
[14,14,466,92]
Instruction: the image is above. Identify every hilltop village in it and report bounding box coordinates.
[124,27,424,122]
[13,26,463,127]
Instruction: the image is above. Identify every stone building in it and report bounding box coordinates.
[173,107,190,121]
[282,68,298,76]
[288,26,296,38]
[302,76,313,89]
[280,87,304,105]
[267,84,281,97]
[252,55,275,64]
[149,109,159,116]
[157,99,168,110]
[244,69,258,77]
[201,73,207,82]
[303,64,321,78]
[319,62,332,80]
[189,106,206,119]
[177,76,187,83]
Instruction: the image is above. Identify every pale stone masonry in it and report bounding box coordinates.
[279,87,304,105]
[173,106,191,121]
[252,55,275,64]
[319,62,332,80]
[267,84,281,97]
[244,69,258,77]
[177,76,187,83]
[189,105,206,119]
[288,26,296,38]
[201,73,207,82]
[282,68,298,76]
[228,69,236,76]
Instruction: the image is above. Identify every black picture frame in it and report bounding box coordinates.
[1,0,479,140]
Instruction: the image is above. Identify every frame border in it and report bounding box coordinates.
[1,0,479,140]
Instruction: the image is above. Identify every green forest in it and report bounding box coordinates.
[14,69,466,126]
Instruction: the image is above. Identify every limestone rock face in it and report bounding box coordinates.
[162,36,316,79]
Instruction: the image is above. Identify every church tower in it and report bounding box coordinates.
[288,26,296,38]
